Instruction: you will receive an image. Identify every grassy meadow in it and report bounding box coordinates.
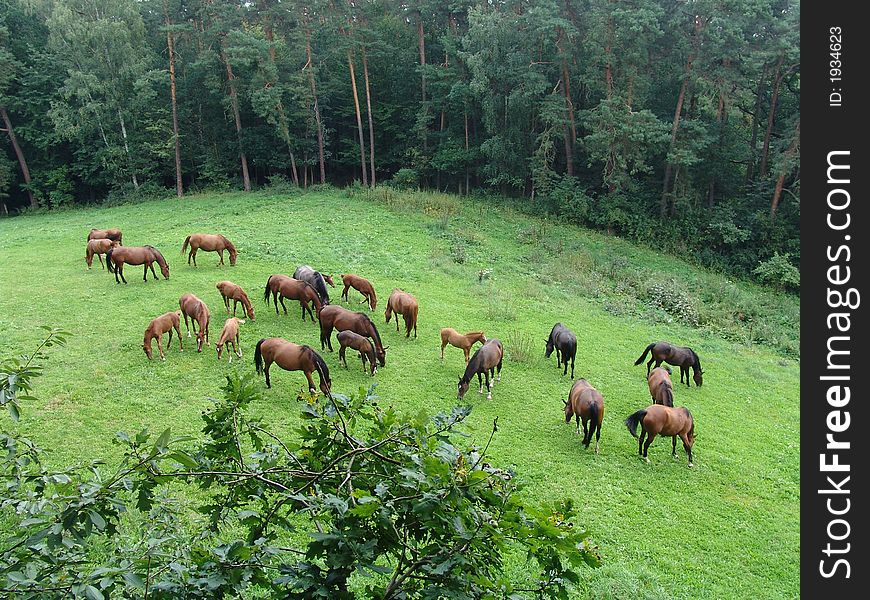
[0,188,800,598]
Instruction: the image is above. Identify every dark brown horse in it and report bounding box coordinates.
[264,275,322,322]
[319,305,386,367]
[88,228,123,245]
[216,281,255,320]
[440,328,487,363]
[458,338,504,400]
[179,293,210,352]
[293,265,334,305]
[337,330,378,376]
[647,367,674,407]
[625,404,695,467]
[85,238,119,270]
[106,246,169,283]
[385,289,418,338]
[181,233,238,267]
[254,337,332,398]
[143,311,182,360]
[545,323,577,378]
[563,379,605,454]
[340,273,377,310]
[216,317,245,362]
[635,341,703,387]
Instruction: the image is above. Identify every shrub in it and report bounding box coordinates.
[390,167,419,189]
[643,278,701,327]
[505,329,536,363]
[752,252,800,291]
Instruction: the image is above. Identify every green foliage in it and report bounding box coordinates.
[642,278,701,327]
[753,252,800,292]
[389,167,419,189]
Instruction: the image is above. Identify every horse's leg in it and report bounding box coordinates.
[683,366,690,387]
[304,371,317,394]
[647,358,654,376]
[464,347,470,363]
[672,436,678,458]
[119,264,127,284]
[235,333,242,357]
[157,333,166,361]
[113,261,120,283]
[581,417,590,447]
[339,345,347,368]
[570,354,575,379]
[484,371,492,400]
[97,253,104,270]
[192,249,197,267]
[594,417,602,454]
[680,433,694,467]
[440,340,446,361]
[642,433,656,463]
[279,296,288,315]
[217,249,224,266]
[563,354,568,376]
[273,291,280,315]
[143,263,148,281]
[264,361,272,388]
[638,430,645,456]
[149,262,158,280]
[341,284,349,302]
[477,372,483,394]
[496,359,502,382]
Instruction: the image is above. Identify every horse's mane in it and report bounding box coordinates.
[219,235,236,251]
[690,349,701,368]
[361,313,382,348]
[148,245,167,265]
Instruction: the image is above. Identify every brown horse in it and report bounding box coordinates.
[635,341,703,387]
[440,328,487,363]
[143,311,183,360]
[337,330,378,376]
[216,281,255,320]
[88,228,123,245]
[563,379,605,454]
[625,404,695,467]
[264,275,322,322]
[319,305,387,367]
[458,338,504,400]
[216,317,245,362]
[385,289,418,338]
[179,293,211,352]
[647,367,674,407]
[181,233,238,267]
[254,337,332,398]
[106,246,169,283]
[85,238,119,270]
[340,274,377,310]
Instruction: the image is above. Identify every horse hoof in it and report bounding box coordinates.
[487,394,492,400]
[688,463,694,468]
[644,457,650,464]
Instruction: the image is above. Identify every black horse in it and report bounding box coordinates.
[293,265,334,306]
[545,323,576,378]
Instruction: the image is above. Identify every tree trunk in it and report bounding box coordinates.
[745,64,767,183]
[165,5,183,197]
[361,45,376,187]
[770,119,799,219]
[604,17,614,99]
[464,110,470,194]
[0,107,37,208]
[760,53,784,177]
[261,2,298,186]
[305,29,326,184]
[118,109,139,189]
[417,15,428,152]
[347,48,368,186]
[708,90,726,208]
[221,47,252,192]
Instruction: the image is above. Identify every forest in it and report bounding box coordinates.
[0,0,799,284]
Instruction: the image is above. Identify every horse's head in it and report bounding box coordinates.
[323,274,335,287]
[319,377,332,399]
[229,249,237,266]
[376,345,387,367]
[544,337,555,358]
[563,398,572,423]
[457,376,469,400]
[245,303,255,320]
[384,304,392,323]
[693,369,703,387]
[159,260,170,279]
[143,340,153,360]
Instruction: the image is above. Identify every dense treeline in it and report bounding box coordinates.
[1,0,799,283]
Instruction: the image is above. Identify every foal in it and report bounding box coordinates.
[143,311,183,360]
[85,238,119,270]
[647,367,674,407]
[337,330,378,376]
[340,274,377,310]
[440,328,487,363]
[216,281,255,320]
[179,293,211,352]
[216,317,245,362]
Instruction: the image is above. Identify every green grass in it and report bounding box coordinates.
[0,188,799,599]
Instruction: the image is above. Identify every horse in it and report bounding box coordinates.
[385,289,418,338]
[264,275,323,322]
[340,273,377,310]
[647,366,674,407]
[179,293,211,352]
[88,228,123,245]
[293,265,334,305]
[318,305,387,367]
[635,341,703,387]
[254,337,332,398]
[85,238,119,270]
[624,404,695,467]
[458,338,504,400]
[143,311,182,360]
[216,317,245,362]
[216,281,255,320]
[545,323,577,378]
[440,328,487,363]
[106,246,169,284]
[337,330,378,376]
[181,233,238,267]
[563,379,605,454]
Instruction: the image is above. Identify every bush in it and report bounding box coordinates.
[504,329,536,363]
[643,278,701,327]
[390,167,419,189]
[753,252,800,291]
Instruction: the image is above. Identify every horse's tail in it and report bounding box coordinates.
[369,285,377,310]
[254,338,266,374]
[586,401,601,446]
[106,247,115,273]
[634,343,655,366]
[264,276,273,303]
[624,409,647,438]
[309,347,331,394]
[663,384,673,407]
[181,235,191,255]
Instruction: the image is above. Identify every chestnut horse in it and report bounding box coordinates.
[545,323,577,378]
[635,341,703,387]
[181,233,237,267]
[318,305,386,367]
[647,367,674,407]
[85,238,119,270]
[179,293,210,352]
[88,228,123,245]
[216,317,245,362]
[563,378,605,454]
[337,330,378,376]
[458,338,504,400]
[385,289,418,338]
[625,404,695,467]
[143,311,183,360]
[440,328,487,363]
[254,338,332,398]
[106,246,169,283]
[264,275,322,322]
[340,273,377,310]
[293,265,334,305]
[216,281,255,320]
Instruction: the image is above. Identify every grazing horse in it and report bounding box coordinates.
[216,317,245,362]
[264,275,322,322]
[457,338,504,400]
[179,293,211,352]
[85,238,119,270]
[107,246,169,284]
[318,305,387,367]
[181,233,238,267]
[563,379,605,454]
[647,367,674,407]
[293,265,334,305]
[340,273,377,310]
[545,323,577,378]
[254,337,332,398]
[625,404,695,467]
[143,311,183,360]
[440,328,487,363]
[337,330,378,376]
[216,281,255,320]
[385,289,419,338]
[88,228,123,245]
[635,341,703,387]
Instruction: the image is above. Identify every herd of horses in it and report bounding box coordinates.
[87,226,704,467]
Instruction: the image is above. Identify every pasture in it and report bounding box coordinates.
[0,188,799,598]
